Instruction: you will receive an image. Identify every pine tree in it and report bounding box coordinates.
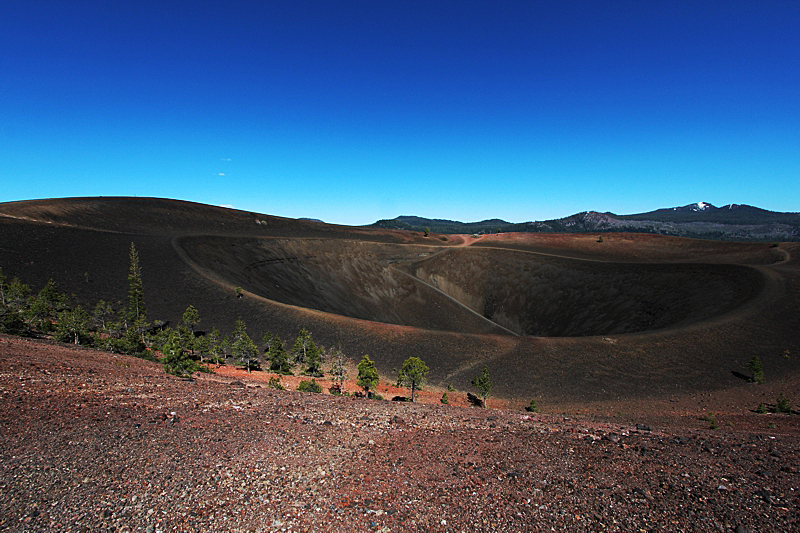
[56,306,90,345]
[292,328,313,365]
[232,331,259,372]
[26,279,68,333]
[127,242,146,324]
[357,355,379,397]
[0,267,7,307]
[472,365,492,408]
[232,317,247,342]
[328,346,348,394]
[748,356,765,384]
[1,278,30,334]
[206,327,223,362]
[397,356,429,402]
[92,300,115,332]
[162,329,196,377]
[182,305,200,335]
[267,335,292,374]
[290,328,323,376]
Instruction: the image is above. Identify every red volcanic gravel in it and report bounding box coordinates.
[1,335,799,533]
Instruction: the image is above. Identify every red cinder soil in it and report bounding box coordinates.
[2,335,799,533]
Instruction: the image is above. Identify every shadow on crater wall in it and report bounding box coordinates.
[180,237,509,335]
[406,248,765,336]
[181,236,765,337]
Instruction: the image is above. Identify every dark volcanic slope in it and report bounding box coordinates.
[179,236,507,335]
[1,197,799,404]
[404,247,763,336]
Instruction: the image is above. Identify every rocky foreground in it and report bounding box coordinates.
[1,335,798,533]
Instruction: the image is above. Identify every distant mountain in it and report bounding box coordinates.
[371,216,511,235]
[371,203,800,241]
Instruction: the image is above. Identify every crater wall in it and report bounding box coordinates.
[181,236,765,337]
[406,248,764,336]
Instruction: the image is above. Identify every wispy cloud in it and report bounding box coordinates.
[218,173,225,176]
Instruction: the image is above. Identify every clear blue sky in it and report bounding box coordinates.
[2,1,798,225]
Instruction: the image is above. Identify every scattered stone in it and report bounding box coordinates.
[753,490,772,504]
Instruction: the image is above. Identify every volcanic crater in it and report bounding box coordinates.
[1,197,798,402]
[179,236,765,337]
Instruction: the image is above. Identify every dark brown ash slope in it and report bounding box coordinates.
[1,197,799,403]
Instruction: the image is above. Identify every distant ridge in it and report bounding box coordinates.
[371,203,800,241]
[371,216,511,234]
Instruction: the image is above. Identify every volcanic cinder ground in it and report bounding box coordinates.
[2,197,800,533]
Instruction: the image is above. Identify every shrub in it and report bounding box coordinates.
[440,392,449,405]
[776,393,792,414]
[703,412,719,430]
[267,376,285,390]
[757,402,768,414]
[296,379,322,393]
[748,356,765,384]
[525,399,540,413]
[329,384,342,395]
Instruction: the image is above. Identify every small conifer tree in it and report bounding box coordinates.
[472,365,492,408]
[357,355,379,396]
[397,356,429,402]
[748,356,765,384]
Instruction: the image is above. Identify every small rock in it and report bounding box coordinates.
[390,415,405,425]
[635,423,652,431]
[735,526,750,533]
[229,381,245,388]
[753,489,772,504]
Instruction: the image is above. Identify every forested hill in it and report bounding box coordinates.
[370,203,800,241]
[370,216,511,235]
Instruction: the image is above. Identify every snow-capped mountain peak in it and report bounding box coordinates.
[671,202,716,212]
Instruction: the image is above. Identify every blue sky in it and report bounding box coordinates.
[2,1,798,225]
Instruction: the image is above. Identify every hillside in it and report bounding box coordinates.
[1,196,799,406]
[1,336,799,532]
